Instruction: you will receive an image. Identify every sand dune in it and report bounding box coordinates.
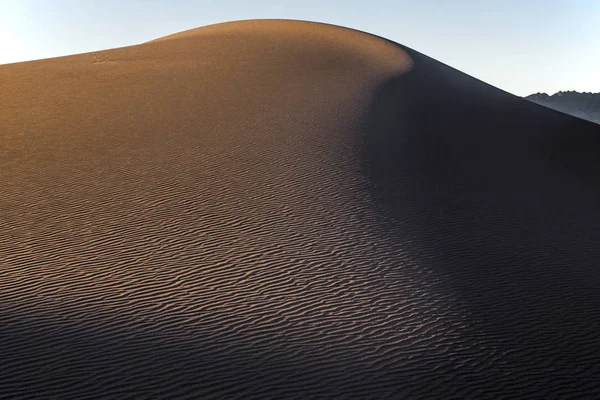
[2,19,600,398]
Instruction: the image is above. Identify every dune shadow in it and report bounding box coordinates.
[0,313,521,399]
[361,45,600,394]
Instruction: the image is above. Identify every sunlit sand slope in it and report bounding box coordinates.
[2,19,600,399]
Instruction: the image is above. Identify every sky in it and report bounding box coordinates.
[0,0,598,96]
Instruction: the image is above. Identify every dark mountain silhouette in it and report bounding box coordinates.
[525,91,600,123]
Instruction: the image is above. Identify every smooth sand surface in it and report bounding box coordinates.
[2,19,600,398]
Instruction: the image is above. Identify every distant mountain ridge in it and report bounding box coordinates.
[525,91,600,124]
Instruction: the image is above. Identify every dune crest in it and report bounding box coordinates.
[1,19,600,399]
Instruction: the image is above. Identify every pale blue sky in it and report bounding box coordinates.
[1,0,598,95]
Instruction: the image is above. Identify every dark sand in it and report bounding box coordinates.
[2,19,600,398]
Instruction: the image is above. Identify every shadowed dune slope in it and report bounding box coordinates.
[2,19,600,399]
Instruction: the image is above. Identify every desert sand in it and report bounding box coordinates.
[1,19,600,398]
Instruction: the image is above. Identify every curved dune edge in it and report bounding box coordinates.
[2,19,600,399]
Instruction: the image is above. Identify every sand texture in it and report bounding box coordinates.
[2,19,600,398]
